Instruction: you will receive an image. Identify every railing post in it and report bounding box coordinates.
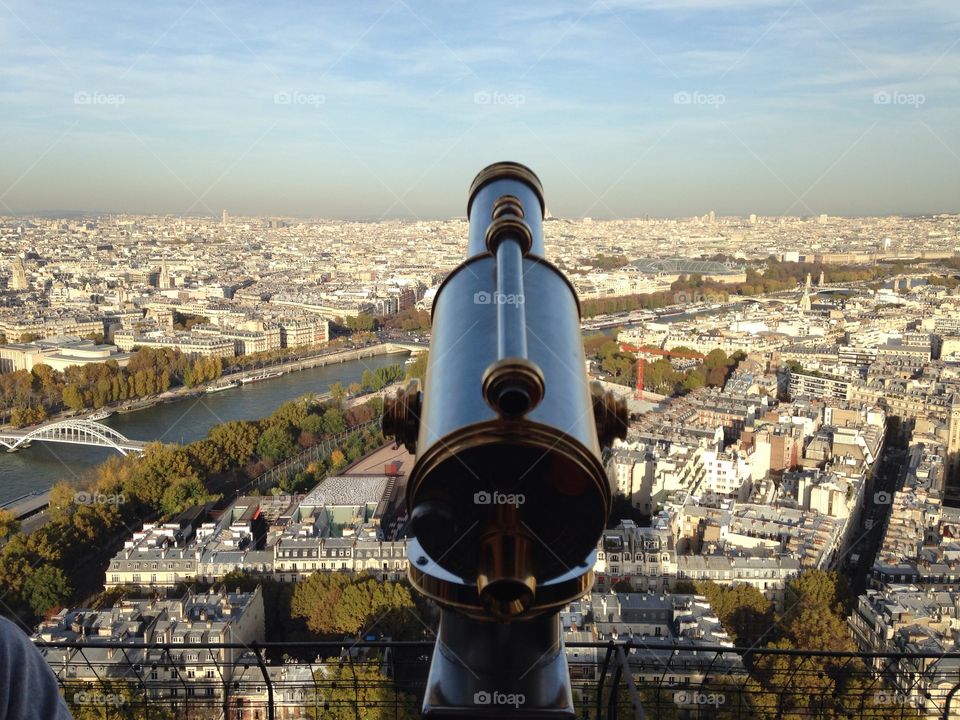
[596,642,615,719]
[250,642,274,720]
[615,645,644,720]
[944,680,960,720]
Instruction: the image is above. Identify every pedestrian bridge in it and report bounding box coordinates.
[0,419,147,456]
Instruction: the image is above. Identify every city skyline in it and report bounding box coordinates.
[2,0,959,219]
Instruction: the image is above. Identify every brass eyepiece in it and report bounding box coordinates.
[476,505,536,619]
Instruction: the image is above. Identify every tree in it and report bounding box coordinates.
[680,369,705,393]
[67,682,177,720]
[267,400,308,432]
[208,420,261,466]
[48,481,79,519]
[328,382,346,407]
[307,661,420,720]
[332,577,416,637]
[161,477,219,517]
[124,443,199,510]
[185,438,228,475]
[321,407,346,435]
[691,580,773,647]
[23,565,71,616]
[778,570,854,653]
[330,448,347,471]
[704,348,729,368]
[0,509,20,540]
[257,425,296,463]
[404,353,428,382]
[291,572,353,635]
[292,572,415,638]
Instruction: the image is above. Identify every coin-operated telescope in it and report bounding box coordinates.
[384,162,627,718]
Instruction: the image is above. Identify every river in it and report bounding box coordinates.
[0,352,408,504]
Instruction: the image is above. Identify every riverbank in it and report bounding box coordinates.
[0,377,406,528]
[3,341,417,430]
[0,352,409,504]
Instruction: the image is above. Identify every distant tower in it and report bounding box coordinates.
[799,273,812,312]
[818,214,828,225]
[10,257,28,290]
[708,210,716,224]
[749,214,757,225]
[222,209,228,227]
[159,260,170,289]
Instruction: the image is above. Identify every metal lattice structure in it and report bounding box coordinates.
[33,639,960,719]
[0,419,147,455]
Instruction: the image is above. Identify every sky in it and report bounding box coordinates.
[1,0,959,219]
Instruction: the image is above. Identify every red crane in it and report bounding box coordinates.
[619,343,705,401]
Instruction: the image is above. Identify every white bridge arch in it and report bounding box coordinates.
[0,419,147,456]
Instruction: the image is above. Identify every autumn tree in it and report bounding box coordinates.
[161,477,219,517]
[332,576,417,638]
[257,425,296,463]
[208,420,261,466]
[690,580,773,647]
[306,661,420,720]
[404,353,428,382]
[0,508,21,540]
[328,382,347,407]
[123,443,199,510]
[291,572,353,635]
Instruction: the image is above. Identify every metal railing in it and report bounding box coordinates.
[35,639,960,719]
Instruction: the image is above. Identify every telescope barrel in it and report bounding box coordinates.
[383,162,627,717]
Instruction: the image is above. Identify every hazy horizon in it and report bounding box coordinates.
[2,0,959,219]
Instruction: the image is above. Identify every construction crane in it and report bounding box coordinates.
[619,343,705,401]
